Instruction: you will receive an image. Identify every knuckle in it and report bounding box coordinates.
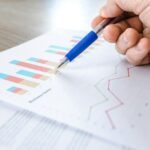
[134,0,144,14]
[139,5,150,28]
[126,52,141,65]
[115,44,125,54]
[128,57,141,65]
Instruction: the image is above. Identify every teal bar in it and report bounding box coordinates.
[72,36,82,40]
[0,73,9,79]
[10,60,19,65]
[49,45,69,51]
[7,87,16,92]
[46,50,57,54]
[17,70,36,77]
[28,57,39,62]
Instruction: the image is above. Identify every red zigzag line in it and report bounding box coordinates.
[105,66,135,129]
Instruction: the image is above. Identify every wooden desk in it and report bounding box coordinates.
[0,0,104,51]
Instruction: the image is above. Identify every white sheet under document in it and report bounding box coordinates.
[0,102,130,150]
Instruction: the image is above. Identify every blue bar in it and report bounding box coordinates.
[72,36,82,40]
[49,45,69,51]
[10,60,19,65]
[46,50,57,54]
[28,57,39,62]
[0,73,9,79]
[17,70,36,77]
[7,87,16,92]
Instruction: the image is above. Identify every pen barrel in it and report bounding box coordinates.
[66,31,98,62]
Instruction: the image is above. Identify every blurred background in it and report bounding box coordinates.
[0,0,105,51]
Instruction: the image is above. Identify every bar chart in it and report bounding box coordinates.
[0,31,101,101]
[7,87,28,95]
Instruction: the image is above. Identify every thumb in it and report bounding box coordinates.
[101,0,150,28]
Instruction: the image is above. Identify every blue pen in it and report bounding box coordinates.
[57,13,128,69]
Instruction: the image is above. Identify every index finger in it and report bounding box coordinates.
[91,15,104,28]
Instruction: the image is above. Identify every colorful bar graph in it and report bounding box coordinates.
[28,57,58,67]
[46,50,67,56]
[17,70,49,81]
[0,73,38,87]
[49,45,69,51]
[10,60,55,74]
[7,87,27,95]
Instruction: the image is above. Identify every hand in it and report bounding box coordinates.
[92,0,150,65]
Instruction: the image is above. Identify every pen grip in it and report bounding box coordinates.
[66,31,98,61]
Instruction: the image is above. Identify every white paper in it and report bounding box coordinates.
[0,102,130,150]
[0,30,149,149]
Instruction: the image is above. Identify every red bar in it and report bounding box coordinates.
[33,74,42,79]
[18,62,51,72]
[57,51,66,56]
[70,39,79,43]
[38,59,48,64]
[6,76,23,83]
[14,88,22,93]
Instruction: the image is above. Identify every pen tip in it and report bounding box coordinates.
[57,58,68,70]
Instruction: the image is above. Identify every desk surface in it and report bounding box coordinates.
[0,0,104,51]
